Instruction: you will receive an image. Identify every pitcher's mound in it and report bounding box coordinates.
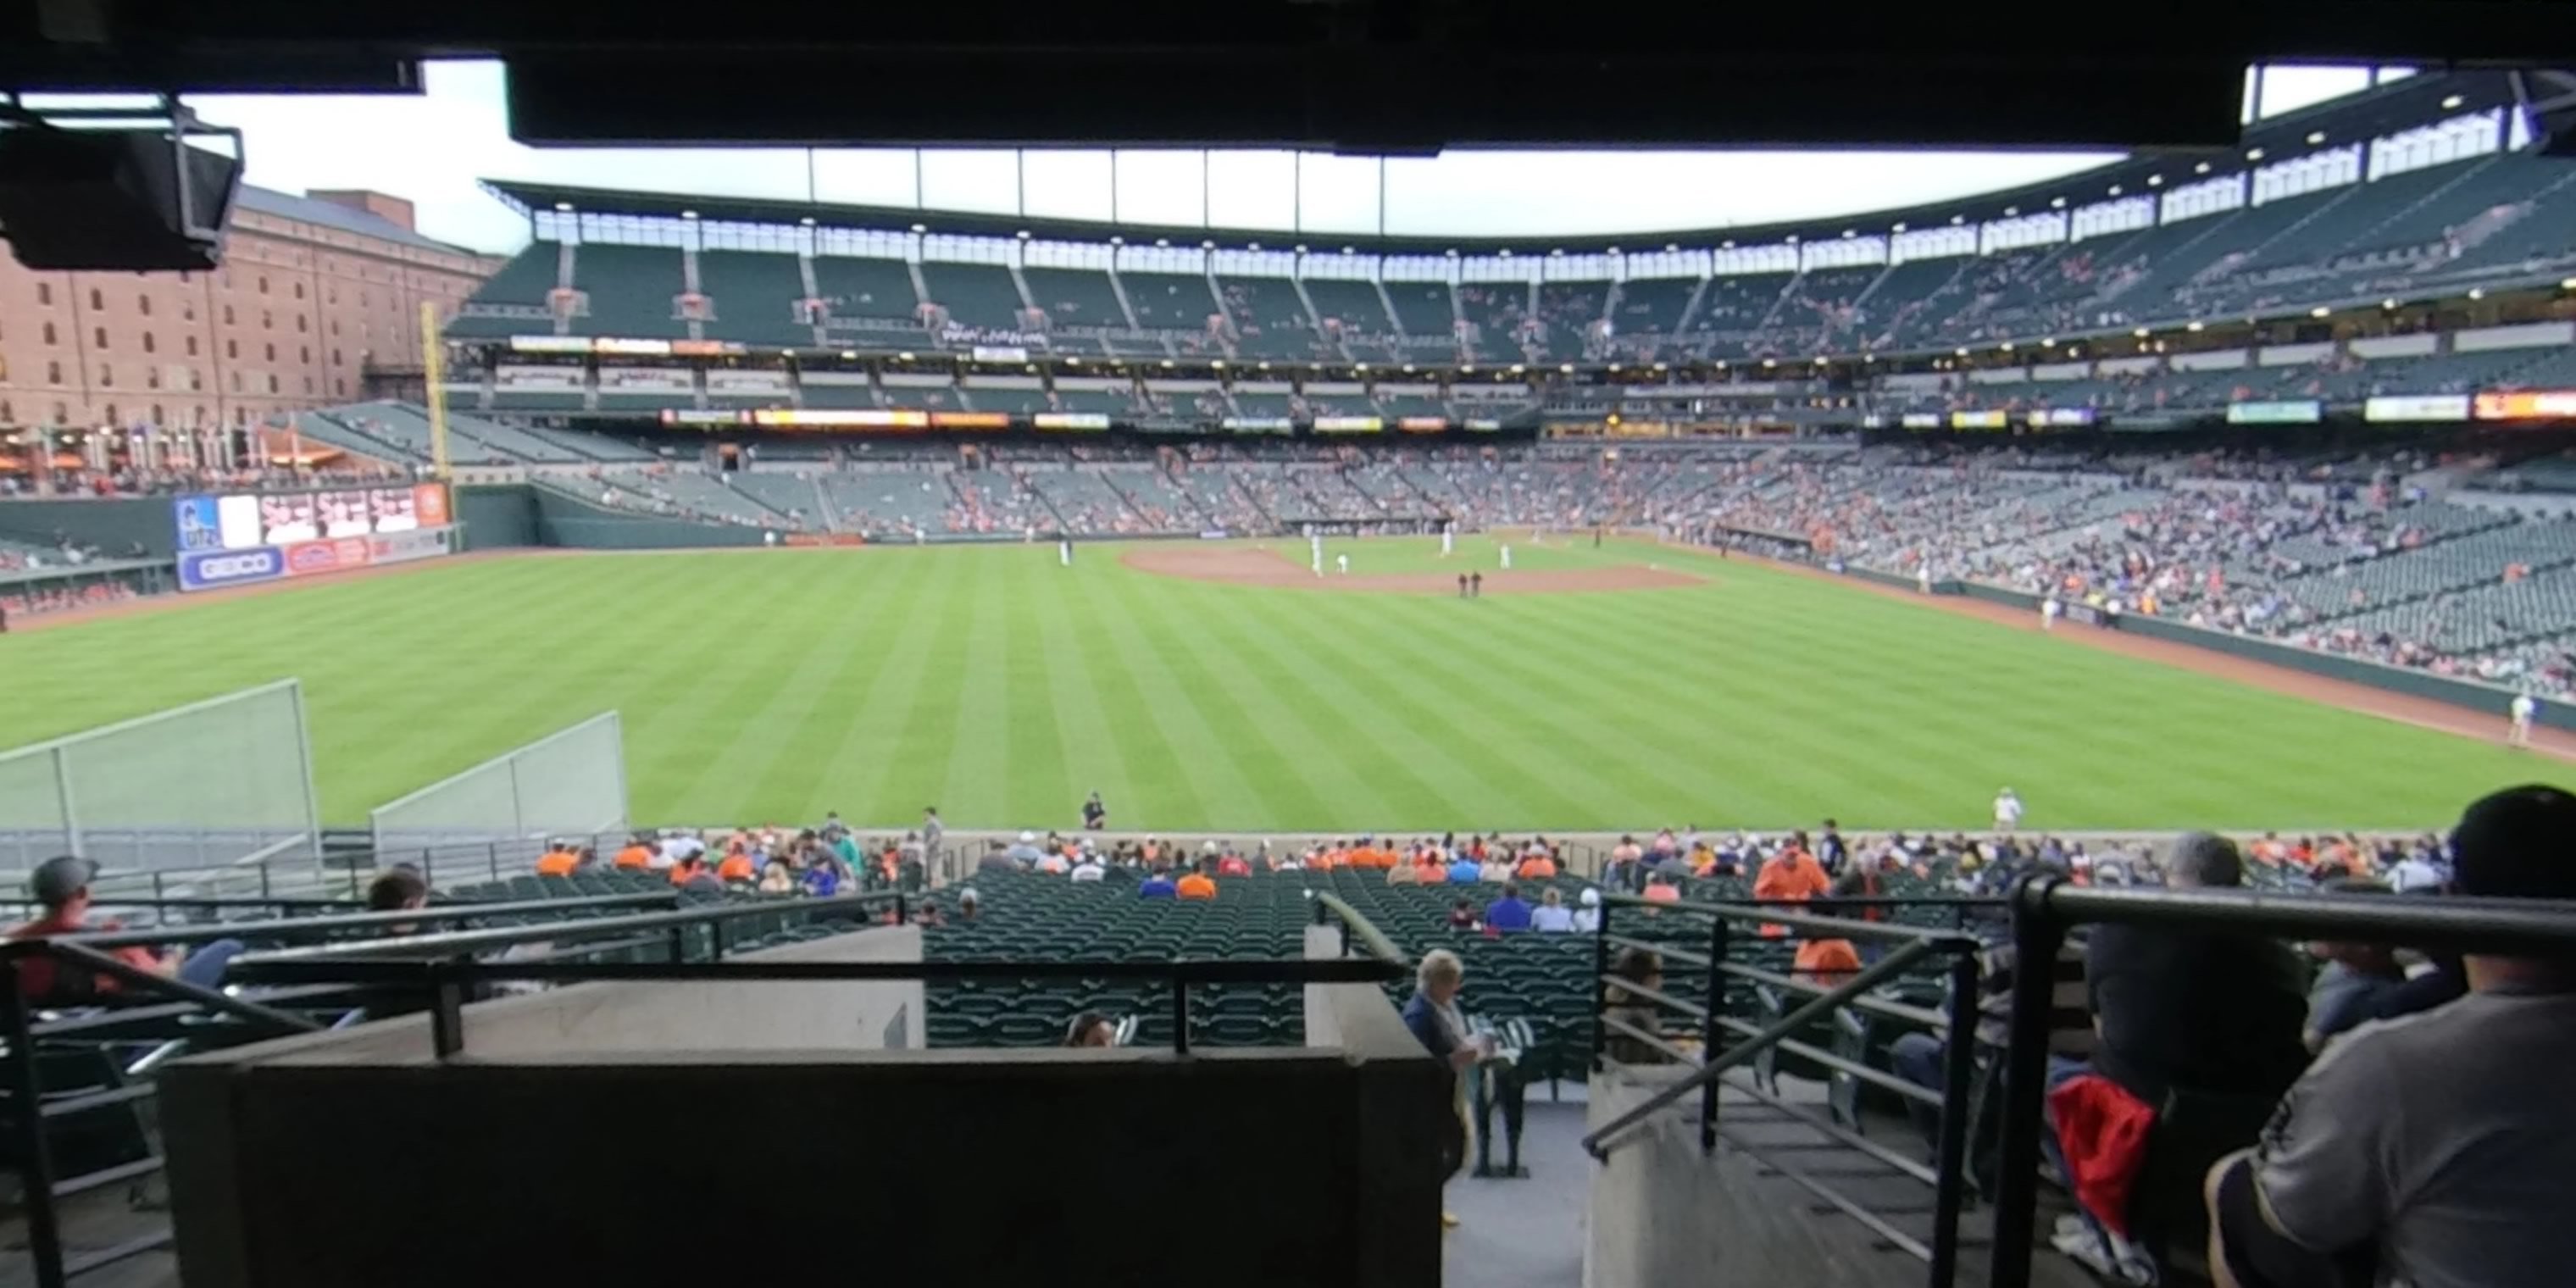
[1121,546,1707,595]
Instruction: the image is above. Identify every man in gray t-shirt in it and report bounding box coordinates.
[2208,785,2576,1288]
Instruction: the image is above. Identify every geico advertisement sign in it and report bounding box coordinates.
[281,537,375,577]
[178,546,285,591]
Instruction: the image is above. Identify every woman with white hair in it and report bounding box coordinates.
[1401,949,1491,1230]
[1570,886,1603,933]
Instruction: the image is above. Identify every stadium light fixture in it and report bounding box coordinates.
[799,216,816,226]
[1201,239,1214,248]
[1863,353,1874,364]
[1785,235,1799,244]
[2003,206,2018,217]
[1716,361,1728,369]
[1066,356,1082,365]
[680,209,698,219]
[1999,341,2015,351]
[2443,94,2466,109]
[1461,364,1475,373]
[1498,248,1513,258]
[2107,186,2123,197]
[552,202,574,212]
[1257,361,1269,369]
[2306,131,2326,145]
[898,351,915,360]
[1156,238,1170,247]
[2382,299,2399,310]
[1665,243,1679,253]
[1163,359,1177,368]
[910,223,927,233]
[2308,306,2330,318]
[1954,347,1968,357]
[1294,244,1307,253]
[1608,246,1621,255]
[840,350,858,359]
[2147,175,2164,187]
[1652,362,1668,371]
[2133,327,2151,337]
[2040,337,2055,347]
[1212,359,1225,369]
[2195,162,2212,174]
[1842,229,1857,239]
[2562,278,2576,291]
[1247,242,1261,251]
[1720,241,1734,249]
[2185,321,2205,332]
[1891,222,1907,233]
[1558,364,1574,373]
[1950,214,1965,225]
[1343,247,1357,255]
[2245,147,2264,161]
[2468,287,2486,300]
[1550,247,1564,256]
[1443,248,1457,258]
[2050,197,2067,208]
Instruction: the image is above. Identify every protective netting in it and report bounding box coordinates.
[369,712,627,855]
[0,680,320,874]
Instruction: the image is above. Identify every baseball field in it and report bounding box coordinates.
[4,535,2565,833]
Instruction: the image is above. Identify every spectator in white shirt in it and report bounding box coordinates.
[1035,847,1071,875]
[653,831,702,870]
[1530,886,1577,932]
[1069,853,1106,882]
[1569,887,1602,933]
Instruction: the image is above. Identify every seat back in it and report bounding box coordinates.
[2127,1085,2279,1280]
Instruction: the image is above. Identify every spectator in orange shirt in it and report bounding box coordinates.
[1641,869,1683,906]
[613,836,655,870]
[715,844,758,885]
[1793,935,1863,985]
[535,843,580,877]
[1174,864,1219,900]
[1516,848,1558,880]
[1753,836,1831,937]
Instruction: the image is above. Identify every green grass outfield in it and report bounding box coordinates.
[4,536,2563,832]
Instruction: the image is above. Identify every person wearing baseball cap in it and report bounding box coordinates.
[2207,786,2576,1288]
[6,855,245,1003]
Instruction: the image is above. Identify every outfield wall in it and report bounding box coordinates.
[0,497,177,556]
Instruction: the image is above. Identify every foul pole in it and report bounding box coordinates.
[420,301,450,480]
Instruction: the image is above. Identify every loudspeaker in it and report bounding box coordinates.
[0,125,241,271]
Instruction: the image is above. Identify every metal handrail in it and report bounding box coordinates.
[1985,878,2576,1288]
[19,891,679,952]
[1311,891,1411,967]
[229,891,896,962]
[1597,891,1982,946]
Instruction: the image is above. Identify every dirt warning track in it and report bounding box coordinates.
[1119,545,1706,596]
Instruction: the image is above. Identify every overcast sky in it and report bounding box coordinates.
[112,60,2400,253]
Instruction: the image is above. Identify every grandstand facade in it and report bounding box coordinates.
[440,70,2576,433]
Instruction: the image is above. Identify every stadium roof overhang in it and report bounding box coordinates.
[4,4,2576,149]
[479,69,2520,254]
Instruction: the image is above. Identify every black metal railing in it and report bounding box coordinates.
[1581,892,1989,1287]
[0,888,687,1288]
[1313,891,1411,967]
[1984,878,2576,1288]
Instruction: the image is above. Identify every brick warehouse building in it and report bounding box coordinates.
[0,187,502,431]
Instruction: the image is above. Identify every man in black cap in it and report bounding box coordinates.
[4,855,244,1003]
[2207,786,2576,1288]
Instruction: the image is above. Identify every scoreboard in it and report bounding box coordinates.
[173,483,454,591]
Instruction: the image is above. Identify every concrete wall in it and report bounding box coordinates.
[452,484,537,550]
[0,497,178,557]
[163,926,1447,1288]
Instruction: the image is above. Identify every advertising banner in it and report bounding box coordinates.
[368,525,453,566]
[1396,416,1451,432]
[593,337,675,356]
[928,412,1011,429]
[784,533,869,547]
[2365,394,2473,422]
[2026,408,2097,426]
[2225,400,2323,425]
[173,495,223,552]
[1949,410,2009,429]
[750,409,930,429]
[280,536,375,578]
[1901,413,1943,429]
[669,339,747,357]
[1032,413,1112,430]
[658,409,751,426]
[178,546,286,591]
[2473,390,2576,420]
[508,336,594,354]
[1312,416,1385,433]
[1219,416,1293,432]
[970,346,1030,364]
[1463,419,1502,431]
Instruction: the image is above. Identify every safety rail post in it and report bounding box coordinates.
[1590,898,1613,1072]
[0,955,68,1288]
[428,958,469,1059]
[1170,975,1191,1057]
[259,863,273,900]
[1700,912,1728,1153]
[421,847,436,891]
[151,871,167,903]
[1927,946,1982,1288]
[666,924,689,964]
[1985,877,2064,1288]
[485,842,499,885]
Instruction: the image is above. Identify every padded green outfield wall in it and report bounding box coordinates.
[1943,579,2572,734]
[0,497,178,557]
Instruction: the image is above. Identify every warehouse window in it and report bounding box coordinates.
[225,339,237,359]
[92,327,107,350]
[36,283,52,306]
[87,288,102,310]
[266,373,279,393]
[46,360,61,384]
[186,336,198,357]
[41,322,55,345]
[138,296,152,316]
[142,333,156,353]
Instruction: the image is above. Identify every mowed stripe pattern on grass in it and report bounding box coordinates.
[1,541,2562,832]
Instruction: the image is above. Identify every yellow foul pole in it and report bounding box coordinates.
[420,301,451,480]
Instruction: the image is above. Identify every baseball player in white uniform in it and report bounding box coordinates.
[1993,788,2024,834]
[1058,538,1073,567]
[2040,596,2062,631]
[1310,532,1324,577]
[1441,523,1455,557]
[1336,553,1350,575]
[2511,692,2540,747]
[1500,544,1513,570]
